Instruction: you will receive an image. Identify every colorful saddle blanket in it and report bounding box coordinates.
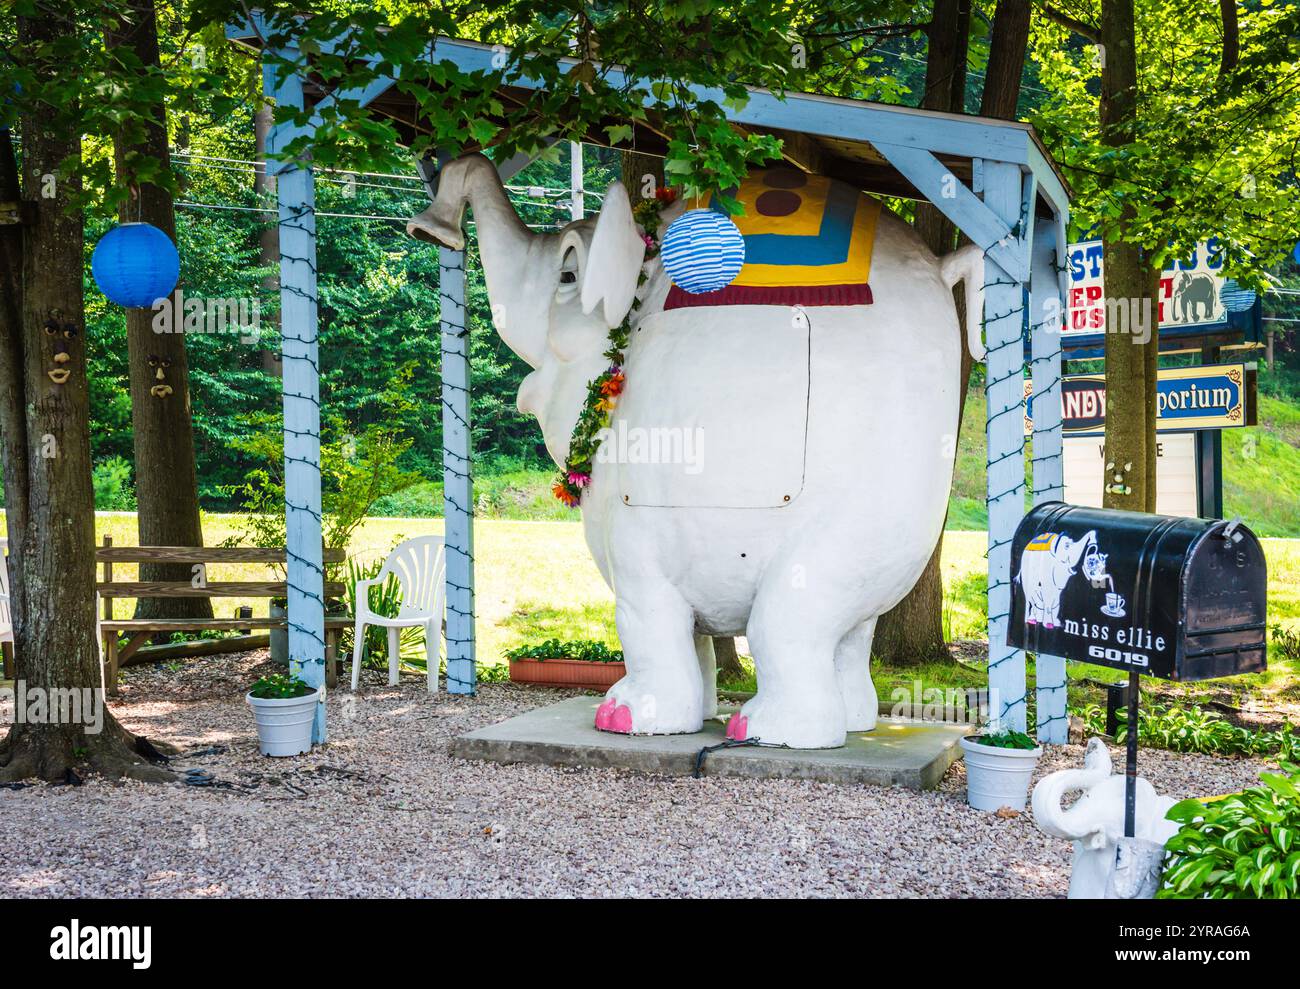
[663,167,881,310]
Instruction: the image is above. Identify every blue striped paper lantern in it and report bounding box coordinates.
[91,222,180,308]
[659,209,745,294]
[1219,279,1257,313]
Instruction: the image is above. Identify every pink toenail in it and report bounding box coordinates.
[1026,618,1038,625]
[607,704,633,734]
[725,713,748,741]
[595,698,616,730]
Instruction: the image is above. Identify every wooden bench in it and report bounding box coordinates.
[97,539,353,695]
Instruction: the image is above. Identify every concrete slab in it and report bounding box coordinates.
[451,696,968,789]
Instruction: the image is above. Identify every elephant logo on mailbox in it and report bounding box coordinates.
[1016,529,1100,628]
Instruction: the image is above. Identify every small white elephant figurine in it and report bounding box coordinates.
[1017,529,1098,628]
[1032,737,1178,899]
[409,154,985,748]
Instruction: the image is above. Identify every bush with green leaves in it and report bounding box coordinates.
[504,639,624,663]
[221,365,422,580]
[1074,702,1300,762]
[1160,764,1300,899]
[91,456,137,511]
[249,672,314,700]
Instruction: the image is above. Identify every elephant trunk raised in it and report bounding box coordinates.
[1032,738,1178,898]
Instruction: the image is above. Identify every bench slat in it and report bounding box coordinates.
[97,581,347,599]
[101,617,354,631]
[95,546,347,564]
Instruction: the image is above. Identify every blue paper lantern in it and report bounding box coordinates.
[91,222,180,308]
[660,209,745,294]
[1219,279,1257,313]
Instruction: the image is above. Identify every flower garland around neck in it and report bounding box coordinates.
[552,186,677,506]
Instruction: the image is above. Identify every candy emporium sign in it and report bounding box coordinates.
[1066,238,1229,335]
[1025,363,1249,436]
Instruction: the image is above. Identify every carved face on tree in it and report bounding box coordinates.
[44,317,77,385]
[147,355,173,399]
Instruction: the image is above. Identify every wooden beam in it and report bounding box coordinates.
[265,51,328,743]
[873,142,1030,283]
[982,159,1030,733]
[97,581,346,599]
[1029,214,1068,745]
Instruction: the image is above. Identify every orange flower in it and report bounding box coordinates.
[599,372,625,397]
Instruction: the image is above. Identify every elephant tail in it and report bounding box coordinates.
[939,243,986,363]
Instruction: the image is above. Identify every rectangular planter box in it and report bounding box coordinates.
[508,657,626,690]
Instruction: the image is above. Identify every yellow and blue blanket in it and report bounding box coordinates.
[664,167,882,310]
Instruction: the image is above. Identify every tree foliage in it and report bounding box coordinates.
[1032,1,1300,284]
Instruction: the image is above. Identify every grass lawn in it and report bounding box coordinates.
[26,512,1294,721]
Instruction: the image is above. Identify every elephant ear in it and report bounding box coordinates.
[582,182,647,328]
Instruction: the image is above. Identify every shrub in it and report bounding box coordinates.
[92,456,137,510]
[1160,764,1300,899]
[504,639,624,663]
[1074,702,1299,762]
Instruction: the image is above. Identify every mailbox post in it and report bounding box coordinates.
[1010,503,1267,842]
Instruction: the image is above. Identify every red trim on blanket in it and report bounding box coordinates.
[663,283,873,310]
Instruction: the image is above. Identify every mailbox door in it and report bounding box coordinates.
[1179,525,1267,680]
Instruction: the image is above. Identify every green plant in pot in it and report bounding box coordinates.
[246,672,318,757]
[960,725,1043,812]
[504,638,626,689]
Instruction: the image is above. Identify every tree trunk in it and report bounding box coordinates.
[107,0,211,621]
[1099,0,1158,512]
[714,635,746,684]
[0,11,172,782]
[621,149,664,205]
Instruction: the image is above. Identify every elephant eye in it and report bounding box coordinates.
[559,270,577,284]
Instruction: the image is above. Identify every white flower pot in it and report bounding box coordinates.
[247,689,318,757]
[960,735,1042,812]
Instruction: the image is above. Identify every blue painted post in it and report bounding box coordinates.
[1030,218,1068,744]
[982,160,1030,733]
[265,59,327,741]
[439,230,476,695]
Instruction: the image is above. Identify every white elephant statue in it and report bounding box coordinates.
[1016,529,1098,628]
[409,153,984,748]
[1032,738,1178,898]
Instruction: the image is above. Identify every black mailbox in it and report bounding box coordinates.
[1009,502,1267,681]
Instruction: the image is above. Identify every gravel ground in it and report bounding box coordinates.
[0,650,1274,898]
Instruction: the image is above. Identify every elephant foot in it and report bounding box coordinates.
[596,674,703,735]
[736,691,846,749]
[594,698,633,734]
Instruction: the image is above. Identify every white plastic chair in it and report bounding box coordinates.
[350,536,446,692]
